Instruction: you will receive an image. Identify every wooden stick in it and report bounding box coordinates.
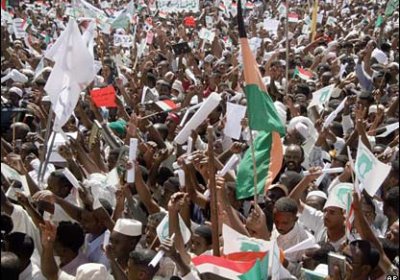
[12,116,16,153]
[248,128,259,204]
[207,126,220,256]
[285,0,290,96]
[38,108,54,187]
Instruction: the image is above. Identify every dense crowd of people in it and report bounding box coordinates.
[1,0,399,279]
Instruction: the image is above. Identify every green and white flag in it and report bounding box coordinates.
[355,139,391,197]
[223,224,271,255]
[307,85,334,113]
[156,213,191,244]
[385,0,399,16]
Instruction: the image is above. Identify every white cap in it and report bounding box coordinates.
[306,190,328,200]
[114,218,142,237]
[368,104,385,114]
[324,183,353,210]
[372,48,388,65]
[9,86,23,97]
[75,263,110,280]
[172,80,184,94]
[295,122,309,139]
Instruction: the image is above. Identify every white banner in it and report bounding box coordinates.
[113,34,133,47]
[157,0,200,13]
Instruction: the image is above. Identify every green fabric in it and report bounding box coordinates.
[239,254,269,280]
[375,15,384,27]
[244,84,285,136]
[385,0,399,16]
[236,131,273,199]
[108,119,127,135]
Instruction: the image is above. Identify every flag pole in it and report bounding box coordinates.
[207,126,220,257]
[12,116,16,152]
[311,0,319,42]
[284,0,289,96]
[38,107,54,187]
[248,128,259,204]
[39,130,57,184]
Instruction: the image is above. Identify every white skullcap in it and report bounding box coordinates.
[9,87,23,97]
[324,183,353,210]
[295,122,309,139]
[307,190,328,200]
[114,218,142,237]
[368,104,385,114]
[75,263,110,280]
[172,80,184,94]
[372,48,388,65]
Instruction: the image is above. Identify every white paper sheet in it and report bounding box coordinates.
[223,102,247,140]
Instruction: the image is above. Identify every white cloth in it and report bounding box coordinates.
[19,263,45,280]
[271,222,311,262]
[51,193,79,225]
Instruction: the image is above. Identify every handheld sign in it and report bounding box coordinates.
[127,138,138,183]
[90,86,117,108]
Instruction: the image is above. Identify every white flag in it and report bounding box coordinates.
[156,213,191,244]
[308,85,334,113]
[45,19,95,132]
[355,139,391,197]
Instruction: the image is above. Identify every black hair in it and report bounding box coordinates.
[5,232,34,261]
[279,171,304,192]
[390,160,400,181]
[50,170,74,191]
[330,121,344,138]
[129,249,158,272]
[361,192,376,214]
[384,187,399,216]
[194,225,212,245]
[56,222,85,254]
[1,252,21,280]
[156,167,174,186]
[21,142,39,157]
[99,198,113,216]
[274,197,298,215]
[148,212,167,226]
[369,246,380,269]
[262,207,274,233]
[1,213,13,236]
[350,239,372,266]
[379,237,399,263]
[310,241,335,264]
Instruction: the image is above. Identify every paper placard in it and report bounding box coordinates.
[218,154,239,177]
[113,34,133,47]
[146,31,154,45]
[90,86,117,108]
[174,92,221,145]
[317,13,324,24]
[186,137,193,155]
[157,214,191,244]
[102,230,110,251]
[224,102,247,140]
[127,138,138,183]
[175,169,185,187]
[62,168,81,189]
[263,19,280,33]
[205,15,213,29]
[183,16,196,27]
[13,18,26,39]
[199,28,215,43]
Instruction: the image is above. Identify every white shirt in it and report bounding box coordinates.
[271,222,311,262]
[299,205,346,251]
[19,263,45,280]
